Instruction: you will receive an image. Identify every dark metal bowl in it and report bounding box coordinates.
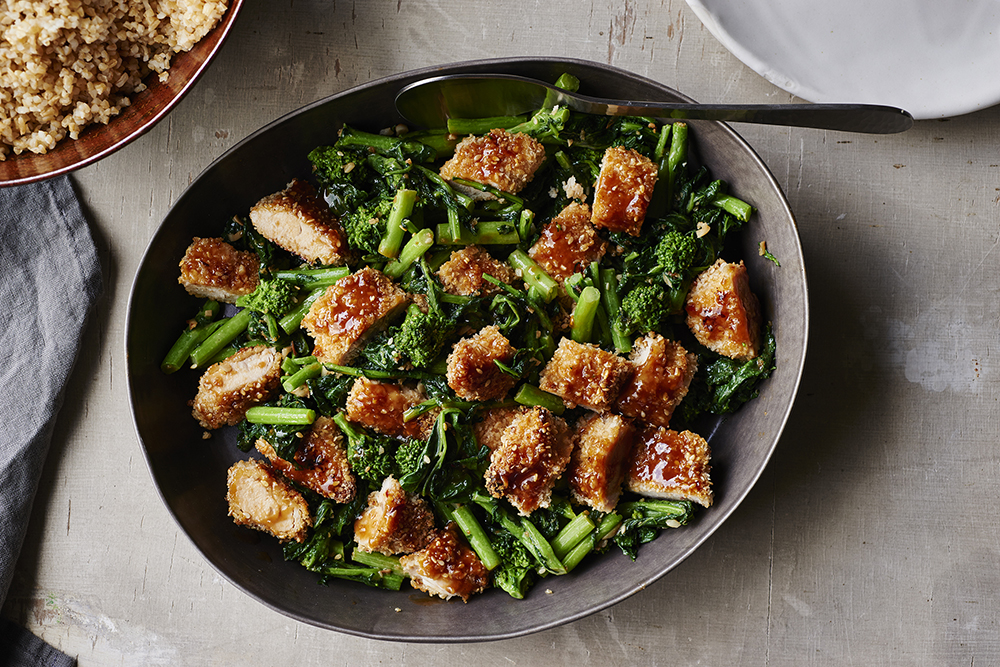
[125,57,808,642]
[0,0,244,187]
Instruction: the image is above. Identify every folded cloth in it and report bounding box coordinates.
[0,176,101,667]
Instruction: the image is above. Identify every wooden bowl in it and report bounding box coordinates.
[0,0,244,187]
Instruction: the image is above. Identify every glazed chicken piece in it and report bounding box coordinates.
[484,407,573,516]
[615,333,697,428]
[472,405,526,452]
[178,237,259,304]
[685,259,762,361]
[446,325,518,402]
[300,266,409,365]
[527,202,606,283]
[345,377,436,440]
[399,522,490,602]
[191,345,285,429]
[567,413,636,513]
[439,128,546,194]
[249,178,351,266]
[437,245,517,296]
[625,426,713,508]
[256,416,356,504]
[354,476,436,556]
[590,146,658,236]
[538,338,631,412]
[226,459,311,542]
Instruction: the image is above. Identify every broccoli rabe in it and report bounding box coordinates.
[236,277,299,316]
[489,528,536,599]
[655,230,698,277]
[395,303,454,368]
[342,197,394,255]
[613,498,694,560]
[617,283,668,336]
[332,413,398,486]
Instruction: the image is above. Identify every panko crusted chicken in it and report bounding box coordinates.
[354,476,436,555]
[439,128,546,194]
[626,426,713,508]
[399,522,490,602]
[484,407,573,516]
[437,245,516,296]
[249,178,351,266]
[446,325,518,402]
[472,405,526,452]
[301,266,410,365]
[590,146,659,236]
[178,237,259,303]
[538,338,632,412]
[345,377,436,440]
[191,345,285,429]
[256,416,356,503]
[685,259,762,361]
[567,413,636,513]
[527,202,606,283]
[615,333,697,428]
[226,459,311,543]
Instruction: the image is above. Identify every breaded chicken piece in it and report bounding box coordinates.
[437,245,516,296]
[527,202,606,283]
[399,522,490,602]
[626,426,713,508]
[472,405,526,452]
[354,476,436,555]
[301,266,409,365]
[192,345,285,429]
[345,377,436,440]
[439,128,546,194]
[226,459,311,542]
[590,146,658,236]
[685,259,762,361]
[249,178,351,266]
[446,325,518,402]
[538,338,631,412]
[484,407,572,516]
[615,333,697,428]
[178,237,259,304]
[256,416,356,503]
[568,413,636,513]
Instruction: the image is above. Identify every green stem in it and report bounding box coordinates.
[161,299,222,373]
[282,362,322,392]
[273,266,350,288]
[561,512,622,572]
[189,308,253,368]
[244,406,316,425]
[571,285,601,343]
[378,188,417,259]
[351,550,405,577]
[519,517,566,575]
[712,193,754,222]
[447,115,528,135]
[600,268,632,353]
[384,228,434,278]
[666,122,688,209]
[436,221,519,245]
[551,512,596,560]
[513,384,565,415]
[508,249,559,303]
[443,504,502,571]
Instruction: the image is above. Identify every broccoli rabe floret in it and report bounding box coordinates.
[655,230,698,277]
[490,529,536,599]
[342,197,394,255]
[613,498,694,560]
[617,283,667,336]
[332,413,397,486]
[308,145,370,187]
[395,303,454,368]
[394,438,426,479]
[236,278,299,316]
[507,106,572,143]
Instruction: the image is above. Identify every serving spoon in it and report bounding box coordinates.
[395,73,914,134]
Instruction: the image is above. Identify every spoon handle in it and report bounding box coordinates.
[575,98,913,134]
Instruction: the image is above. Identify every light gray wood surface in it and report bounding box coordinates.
[4,0,999,664]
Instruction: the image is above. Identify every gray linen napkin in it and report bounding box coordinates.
[0,176,100,666]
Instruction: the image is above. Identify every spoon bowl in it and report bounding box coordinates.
[395,73,913,134]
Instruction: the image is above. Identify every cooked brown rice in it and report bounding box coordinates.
[0,0,227,160]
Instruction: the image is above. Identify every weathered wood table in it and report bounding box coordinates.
[4,0,998,664]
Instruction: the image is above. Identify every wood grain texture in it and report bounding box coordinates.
[3,0,999,664]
